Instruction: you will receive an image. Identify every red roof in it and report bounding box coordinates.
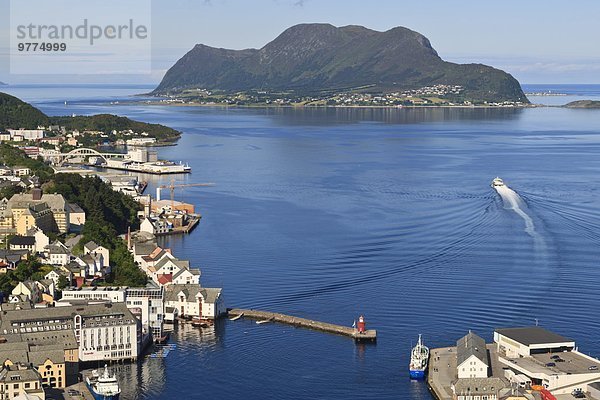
[157,274,173,285]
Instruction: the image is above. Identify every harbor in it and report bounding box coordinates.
[228,309,377,342]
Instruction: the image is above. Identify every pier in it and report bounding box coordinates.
[228,309,377,342]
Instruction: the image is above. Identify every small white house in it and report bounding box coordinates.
[27,227,50,253]
[46,242,70,266]
[83,241,110,264]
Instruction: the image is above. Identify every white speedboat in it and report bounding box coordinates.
[491,177,505,188]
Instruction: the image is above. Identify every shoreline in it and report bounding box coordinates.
[117,101,541,110]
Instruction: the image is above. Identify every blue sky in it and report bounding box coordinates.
[1,0,599,84]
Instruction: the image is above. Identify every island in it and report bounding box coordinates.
[564,100,600,109]
[0,92,181,147]
[152,23,529,107]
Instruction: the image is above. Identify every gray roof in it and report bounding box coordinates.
[8,193,67,212]
[84,241,99,251]
[0,302,137,333]
[165,284,221,304]
[495,327,573,346]
[0,363,42,383]
[165,284,200,302]
[133,242,156,256]
[10,236,35,246]
[199,288,222,303]
[453,377,505,394]
[47,244,70,255]
[457,331,488,367]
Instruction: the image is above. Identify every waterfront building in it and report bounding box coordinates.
[494,327,600,395]
[164,284,224,320]
[0,303,141,363]
[457,331,489,379]
[451,377,504,400]
[60,283,165,340]
[0,363,45,400]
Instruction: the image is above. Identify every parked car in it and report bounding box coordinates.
[551,355,560,359]
[546,362,556,367]
[556,358,565,362]
[589,365,598,370]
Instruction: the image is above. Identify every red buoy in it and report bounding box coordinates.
[357,315,366,333]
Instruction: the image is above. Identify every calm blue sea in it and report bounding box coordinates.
[2,84,600,399]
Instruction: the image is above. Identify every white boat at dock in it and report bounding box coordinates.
[230,313,244,321]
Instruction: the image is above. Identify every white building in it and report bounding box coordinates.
[7,129,44,141]
[164,284,224,320]
[495,327,600,394]
[0,303,141,363]
[83,241,109,264]
[457,331,489,379]
[60,284,165,340]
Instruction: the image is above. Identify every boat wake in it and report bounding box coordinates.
[494,184,547,253]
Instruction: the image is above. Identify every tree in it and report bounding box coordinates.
[57,274,69,290]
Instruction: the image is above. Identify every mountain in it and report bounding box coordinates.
[0,92,49,130]
[155,24,527,103]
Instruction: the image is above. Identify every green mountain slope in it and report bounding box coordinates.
[0,92,180,141]
[155,23,527,103]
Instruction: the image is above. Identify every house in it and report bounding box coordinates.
[164,284,225,320]
[46,241,70,266]
[11,281,42,303]
[140,217,172,235]
[0,249,28,271]
[44,268,72,287]
[83,241,109,264]
[457,331,489,379]
[172,267,201,285]
[0,363,45,399]
[27,226,49,253]
[9,235,35,252]
[67,203,86,233]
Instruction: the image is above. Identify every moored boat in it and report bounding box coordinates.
[85,365,121,400]
[409,334,429,379]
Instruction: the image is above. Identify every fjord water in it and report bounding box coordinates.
[6,85,600,399]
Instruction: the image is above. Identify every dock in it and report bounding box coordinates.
[228,308,377,342]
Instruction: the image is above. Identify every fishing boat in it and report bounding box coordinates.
[409,334,429,379]
[491,177,505,188]
[256,317,274,325]
[85,365,121,400]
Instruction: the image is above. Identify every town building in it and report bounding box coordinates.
[164,284,224,320]
[83,241,110,265]
[0,363,45,400]
[7,129,45,141]
[8,236,35,253]
[457,331,489,379]
[494,327,600,395]
[0,188,76,235]
[452,377,504,400]
[60,284,164,341]
[0,303,141,363]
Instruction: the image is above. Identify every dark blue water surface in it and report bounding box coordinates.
[3,84,600,399]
